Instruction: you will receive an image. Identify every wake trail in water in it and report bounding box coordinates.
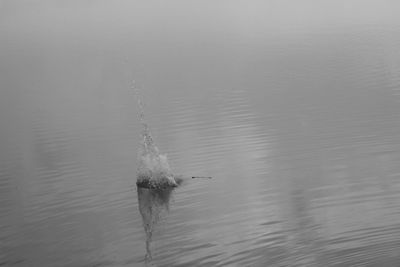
[133,84,178,189]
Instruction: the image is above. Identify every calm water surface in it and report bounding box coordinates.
[1,3,400,267]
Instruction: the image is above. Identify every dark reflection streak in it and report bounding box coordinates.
[275,115,327,266]
[137,185,175,263]
[288,188,324,266]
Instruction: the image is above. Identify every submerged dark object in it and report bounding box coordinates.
[136,175,184,189]
[136,179,177,190]
[137,176,212,189]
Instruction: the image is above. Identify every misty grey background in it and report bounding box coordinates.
[1,1,400,266]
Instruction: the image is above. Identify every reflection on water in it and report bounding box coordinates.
[2,3,400,266]
[137,186,174,263]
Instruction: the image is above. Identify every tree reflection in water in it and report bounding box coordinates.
[137,186,174,263]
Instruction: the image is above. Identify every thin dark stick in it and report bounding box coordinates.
[192,176,212,179]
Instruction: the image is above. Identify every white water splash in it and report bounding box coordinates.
[134,85,177,188]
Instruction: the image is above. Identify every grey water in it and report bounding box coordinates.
[2,2,400,266]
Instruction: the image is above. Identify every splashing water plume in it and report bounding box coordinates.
[134,84,178,189]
